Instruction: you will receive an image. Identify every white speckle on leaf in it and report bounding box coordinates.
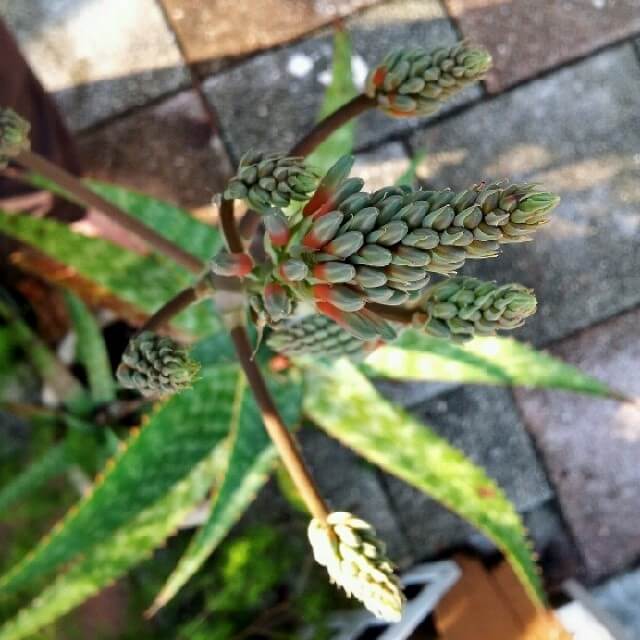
[288,54,314,78]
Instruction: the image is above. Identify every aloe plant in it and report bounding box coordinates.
[0,29,626,638]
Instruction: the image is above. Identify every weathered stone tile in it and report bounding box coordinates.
[592,565,640,638]
[352,141,410,189]
[515,308,640,580]
[382,386,551,558]
[203,0,475,159]
[444,0,640,93]
[78,90,233,210]
[161,0,380,63]
[299,426,414,566]
[408,45,640,344]
[1,0,189,130]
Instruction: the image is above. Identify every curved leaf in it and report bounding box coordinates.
[304,360,544,606]
[364,331,621,399]
[0,445,68,516]
[63,292,115,403]
[0,449,221,640]
[150,371,303,612]
[0,211,217,336]
[0,364,243,593]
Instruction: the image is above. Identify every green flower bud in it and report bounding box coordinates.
[116,332,199,397]
[420,276,537,340]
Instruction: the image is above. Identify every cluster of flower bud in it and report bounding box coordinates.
[417,276,537,341]
[267,313,378,358]
[116,332,199,396]
[308,512,405,622]
[365,43,491,117]
[0,108,30,168]
[224,150,321,213]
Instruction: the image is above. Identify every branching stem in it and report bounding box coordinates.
[15,150,205,274]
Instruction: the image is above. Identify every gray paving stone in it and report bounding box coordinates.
[380,386,552,559]
[203,0,478,159]
[515,307,640,580]
[299,426,414,567]
[1,0,189,131]
[593,567,640,639]
[408,44,640,345]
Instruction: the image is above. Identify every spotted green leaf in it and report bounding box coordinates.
[364,331,621,399]
[0,364,243,593]
[150,371,303,611]
[0,449,222,640]
[63,292,115,404]
[307,28,357,171]
[304,360,545,606]
[0,211,217,336]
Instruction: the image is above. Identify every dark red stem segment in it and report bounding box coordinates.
[15,150,204,274]
[138,286,199,335]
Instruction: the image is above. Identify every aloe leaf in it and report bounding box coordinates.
[304,360,545,606]
[307,28,357,171]
[0,449,222,640]
[150,371,303,612]
[0,445,68,516]
[0,210,218,336]
[63,292,115,404]
[395,149,427,187]
[364,331,620,399]
[0,364,243,593]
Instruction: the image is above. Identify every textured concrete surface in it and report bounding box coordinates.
[409,44,640,345]
[380,386,552,558]
[300,426,414,566]
[515,308,640,580]
[161,0,380,62]
[445,0,640,92]
[203,0,478,159]
[593,566,640,639]
[0,0,189,130]
[78,89,233,209]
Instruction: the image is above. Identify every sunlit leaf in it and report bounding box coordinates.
[150,371,303,611]
[304,360,545,606]
[0,364,243,593]
[363,331,621,399]
[0,449,221,640]
[63,292,115,404]
[307,28,357,171]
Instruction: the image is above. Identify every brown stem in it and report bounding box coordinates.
[16,150,205,274]
[238,94,377,241]
[289,94,376,157]
[366,302,417,324]
[137,286,199,335]
[230,326,329,523]
[219,198,243,253]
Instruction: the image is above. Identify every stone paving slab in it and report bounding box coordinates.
[515,307,640,580]
[444,0,640,93]
[203,0,478,159]
[0,0,189,131]
[161,0,380,63]
[380,386,552,558]
[408,44,640,345]
[299,426,414,566]
[78,89,233,210]
[593,565,640,638]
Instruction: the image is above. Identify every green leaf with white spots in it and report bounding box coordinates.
[364,331,621,399]
[0,450,222,640]
[0,211,218,336]
[307,28,357,171]
[63,292,115,404]
[150,371,303,612]
[304,360,545,606]
[0,364,243,594]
